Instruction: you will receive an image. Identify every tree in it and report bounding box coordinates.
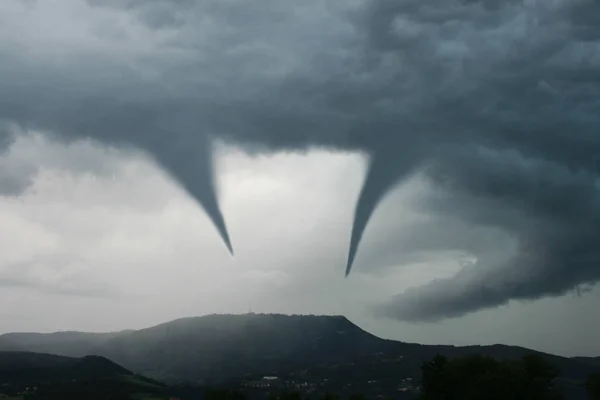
[587,373,600,400]
[418,353,564,400]
[320,393,340,400]
[279,391,303,400]
[348,394,366,400]
[205,388,247,400]
[517,354,562,400]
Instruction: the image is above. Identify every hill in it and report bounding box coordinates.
[0,352,131,384]
[0,352,172,400]
[95,314,394,383]
[573,356,600,368]
[0,313,598,398]
[0,330,130,357]
[1,314,394,382]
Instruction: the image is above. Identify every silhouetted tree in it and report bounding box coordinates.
[348,394,366,400]
[419,353,564,400]
[587,373,600,400]
[277,390,303,400]
[205,388,247,400]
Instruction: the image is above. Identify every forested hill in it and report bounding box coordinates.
[0,313,597,387]
[0,351,131,383]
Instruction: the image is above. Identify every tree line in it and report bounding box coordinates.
[206,354,600,400]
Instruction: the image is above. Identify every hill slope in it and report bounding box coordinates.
[0,314,598,389]
[0,330,130,357]
[96,314,394,382]
[0,352,173,400]
[0,351,131,384]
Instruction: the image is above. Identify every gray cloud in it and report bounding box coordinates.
[0,123,14,151]
[0,258,119,299]
[1,0,600,320]
[0,132,125,197]
[0,125,33,195]
[372,146,600,321]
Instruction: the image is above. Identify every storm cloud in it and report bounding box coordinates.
[1,0,599,321]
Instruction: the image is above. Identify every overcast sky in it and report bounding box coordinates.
[1,0,600,358]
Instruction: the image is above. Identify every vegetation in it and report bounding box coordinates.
[205,388,249,400]
[0,352,168,400]
[1,315,600,399]
[2,314,598,389]
[2,351,600,399]
[419,353,565,400]
[587,373,600,400]
[208,390,348,400]
[0,352,132,384]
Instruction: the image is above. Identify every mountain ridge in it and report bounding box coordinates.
[2,313,583,357]
[0,313,597,388]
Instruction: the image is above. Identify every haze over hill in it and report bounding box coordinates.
[0,313,597,392]
[0,331,132,358]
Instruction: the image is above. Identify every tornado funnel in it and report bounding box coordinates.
[346,148,416,276]
[148,135,233,255]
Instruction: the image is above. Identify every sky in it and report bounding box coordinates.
[1,0,600,357]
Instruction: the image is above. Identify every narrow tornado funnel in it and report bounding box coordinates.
[346,148,416,276]
[148,135,233,256]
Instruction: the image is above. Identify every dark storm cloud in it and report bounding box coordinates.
[0,124,13,151]
[377,147,600,321]
[0,122,17,156]
[85,0,195,29]
[1,0,600,319]
[0,124,33,196]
